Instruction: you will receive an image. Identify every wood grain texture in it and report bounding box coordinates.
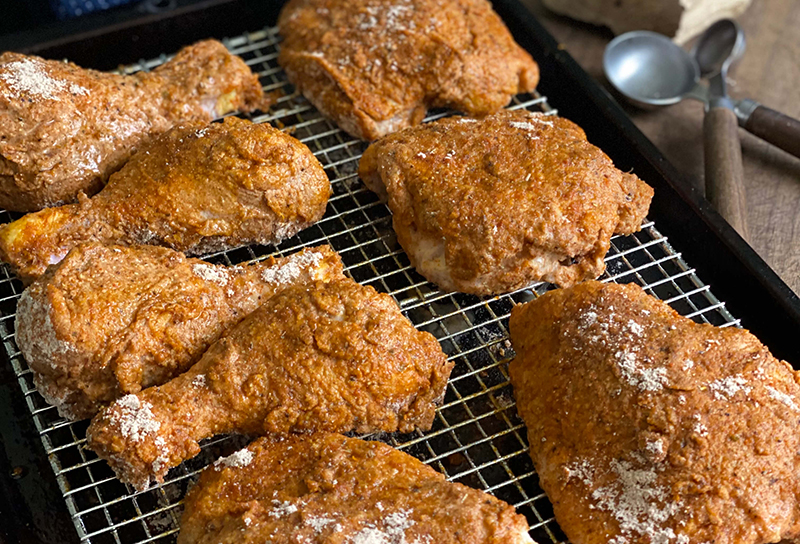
[704,107,750,240]
[522,0,800,295]
[745,105,800,160]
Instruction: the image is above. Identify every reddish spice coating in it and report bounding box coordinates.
[278,0,539,140]
[0,40,265,211]
[16,243,344,420]
[510,281,800,544]
[178,433,535,544]
[359,110,653,294]
[86,278,452,490]
[0,116,331,283]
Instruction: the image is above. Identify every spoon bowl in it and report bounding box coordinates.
[691,19,745,78]
[604,31,700,107]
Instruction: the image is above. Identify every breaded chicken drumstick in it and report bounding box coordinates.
[87,278,452,490]
[0,40,264,211]
[0,117,331,283]
[17,243,343,420]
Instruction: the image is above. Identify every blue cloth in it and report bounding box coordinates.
[51,0,138,19]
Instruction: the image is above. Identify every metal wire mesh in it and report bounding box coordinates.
[0,25,739,544]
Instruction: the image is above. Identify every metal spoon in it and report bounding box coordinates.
[691,19,745,81]
[603,25,750,238]
[604,22,800,240]
[604,25,800,160]
[604,31,705,108]
[693,19,749,239]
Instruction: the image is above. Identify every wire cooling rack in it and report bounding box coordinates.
[0,25,740,544]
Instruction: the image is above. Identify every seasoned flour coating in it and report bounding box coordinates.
[509,281,800,544]
[359,111,653,294]
[87,278,452,490]
[178,434,535,544]
[0,40,264,211]
[278,0,539,140]
[16,243,343,420]
[0,117,330,283]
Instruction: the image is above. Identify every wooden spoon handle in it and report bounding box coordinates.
[704,106,750,241]
[744,104,800,159]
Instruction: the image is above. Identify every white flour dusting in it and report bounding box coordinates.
[565,459,595,487]
[708,376,752,400]
[152,436,169,473]
[16,287,79,366]
[692,415,708,437]
[192,263,229,286]
[581,311,598,327]
[357,2,414,32]
[766,385,799,410]
[0,58,88,99]
[591,459,683,544]
[510,121,543,131]
[306,515,337,533]
[615,350,668,392]
[268,500,298,518]
[261,250,324,285]
[627,320,644,336]
[576,306,667,392]
[645,439,664,456]
[34,378,78,420]
[214,448,254,470]
[510,115,554,131]
[577,305,612,346]
[192,374,207,388]
[350,509,416,544]
[272,222,299,242]
[111,395,160,442]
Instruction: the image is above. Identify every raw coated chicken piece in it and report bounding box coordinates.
[278,0,539,140]
[178,433,535,544]
[87,278,452,490]
[16,243,343,420]
[0,116,331,283]
[359,110,653,294]
[0,40,264,211]
[509,281,800,544]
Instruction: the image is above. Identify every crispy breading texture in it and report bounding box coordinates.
[509,281,800,544]
[178,433,535,544]
[87,278,452,490]
[17,243,343,420]
[278,0,539,140]
[0,116,331,283]
[0,40,265,211]
[359,111,653,294]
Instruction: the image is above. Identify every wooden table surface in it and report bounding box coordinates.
[521,0,800,295]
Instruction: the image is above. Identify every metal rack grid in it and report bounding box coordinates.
[0,25,740,544]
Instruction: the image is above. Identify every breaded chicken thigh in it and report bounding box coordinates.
[87,278,452,490]
[16,243,343,420]
[0,40,264,211]
[178,434,535,544]
[359,111,653,294]
[0,117,330,283]
[278,0,539,140]
[509,281,800,544]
